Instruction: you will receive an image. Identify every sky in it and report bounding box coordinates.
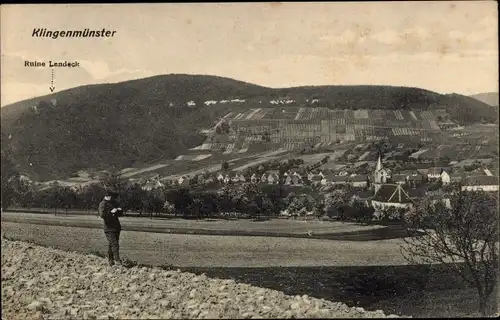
[1,2,498,106]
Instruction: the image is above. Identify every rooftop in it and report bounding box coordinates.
[391,174,407,182]
[373,184,413,203]
[349,175,368,182]
[464,175,499,186]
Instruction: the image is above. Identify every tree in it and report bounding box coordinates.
[8,175,33,208]
[348,198,374,222]
[82,183,106,211]
[200,192,218,218]
[261,184,285,214]
[402,191,498,316]
[221,161,230,171]
[313,199,325,217]
[122,183,146,213]
[101,170,128,195]
[163,200,175,215]
[1,151,19,210]
[173,188,193,217]
[190,174,200,186]
[324,189,351,219]
[287,197,305,218]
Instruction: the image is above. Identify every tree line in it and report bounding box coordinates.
[2,169,382,222]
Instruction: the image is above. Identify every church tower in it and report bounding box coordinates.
[373,154,388,193]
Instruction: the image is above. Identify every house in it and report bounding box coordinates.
[391,174,407,185]
[483,168,494,176]
[216,173,225,182]
[162,177,177,186]
[143,180,165,191]
[229,173,245,183]
[449,172,465,184]
[260,173,268,183]
[349,175,368,188]
[337,170,349,176]
[399,170,418,176]
[321,173,332,186]
[250,173,259,184]
[440,171,451,185]
[406,173,424,186]
[178,175,190,186]
[309,174,323,185]
[285,173,303,185]
[201,175,215,184]
[307,172,315,181]
[268,173,280,184]
[426,167,446,180]
[461,176,499,192]
[330,175,349,185]
[399,170,423,184]
[230,174,240,183]
[371,184,414,212]
[261,171,280,184]
[416,168,429,176]
[291,174,303,185]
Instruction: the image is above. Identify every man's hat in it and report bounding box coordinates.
[105,189,119,197]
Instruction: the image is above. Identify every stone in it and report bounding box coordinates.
[128,284,138,292]
[290,302,301,310]
[189,289,197,298]
[26,300,43,311]
[261,306,272,313]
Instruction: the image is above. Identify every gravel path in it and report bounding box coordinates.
[1,237,401,319]
[1,222,408,267]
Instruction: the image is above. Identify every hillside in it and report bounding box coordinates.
[469,92,499,107]
[1,74,497,181]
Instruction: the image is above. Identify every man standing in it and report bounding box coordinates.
[98,190,124,266]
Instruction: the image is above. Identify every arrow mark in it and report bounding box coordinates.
[49,68,55,92]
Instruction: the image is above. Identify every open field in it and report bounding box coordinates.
[1,212,412,241]
[1,222,408,268]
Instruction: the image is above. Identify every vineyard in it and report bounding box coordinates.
[200,108,460,153]
[153,107,498,177]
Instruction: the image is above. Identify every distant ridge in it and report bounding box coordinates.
[469,92,499,107]
[1,74,497,180]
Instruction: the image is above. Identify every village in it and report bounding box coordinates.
[135,152,499,217]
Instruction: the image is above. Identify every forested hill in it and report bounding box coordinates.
[1,74,497,180]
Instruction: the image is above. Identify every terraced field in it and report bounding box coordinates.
[206,108,459,150]
[148,108,494,181]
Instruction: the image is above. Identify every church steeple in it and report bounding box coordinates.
[376,154,383,171]
[374,153,386,193]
